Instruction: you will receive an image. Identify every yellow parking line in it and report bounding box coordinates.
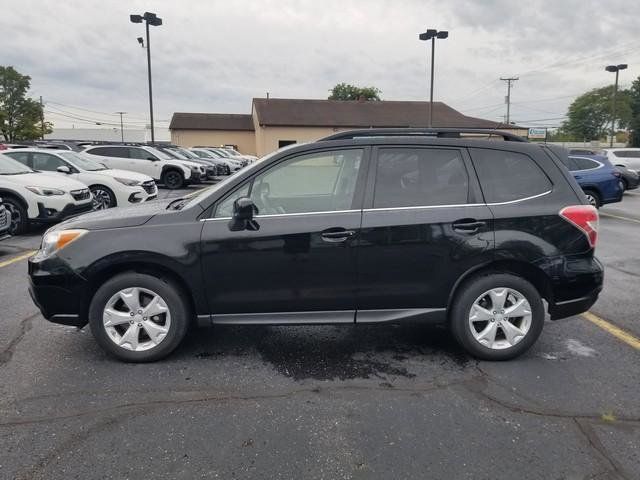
[583,312,640,350]
[0,251,36,268]
[600,213,640,224]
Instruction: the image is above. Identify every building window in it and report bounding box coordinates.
[278,140,297,148]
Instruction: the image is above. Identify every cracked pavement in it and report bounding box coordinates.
[1,188,639,479]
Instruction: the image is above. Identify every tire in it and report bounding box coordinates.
[89,185,117,210]
[161,169,185,190]
[450,273,544,361]
[583,189,601,208]
[3,197,29,235]
[621,178,628,192]
[88,272,190,362]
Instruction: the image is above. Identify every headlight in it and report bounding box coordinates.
[37,229,87,259]
[114,177,141,186]
[26,186,65,196]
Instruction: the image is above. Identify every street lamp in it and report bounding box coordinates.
[130,12,162,144]
[419,29,448,127]
[605,63,628,147]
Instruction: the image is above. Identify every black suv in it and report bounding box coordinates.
[28,129,603,362]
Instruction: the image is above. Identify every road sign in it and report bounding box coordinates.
[528,128,547,139]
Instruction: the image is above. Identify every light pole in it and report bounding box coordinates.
[115,111,126,142]
[130,12,162,144]
[419,29,448,127]
[605,63,627,147]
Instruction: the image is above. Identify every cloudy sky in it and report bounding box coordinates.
[2,0,638,133]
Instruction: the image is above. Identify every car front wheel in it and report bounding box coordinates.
[88,272,190,362]
[450,273,544,361]
[162,170,185,189]
[3,198,28,235]
[90,185,116,210]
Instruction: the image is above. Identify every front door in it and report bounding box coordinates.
[200,147,368,322]
[356,146,494,319]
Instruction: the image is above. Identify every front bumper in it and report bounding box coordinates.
[28,255,89,327]
[33,201,94,224]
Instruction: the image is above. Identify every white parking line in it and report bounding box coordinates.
[600,213,640,224]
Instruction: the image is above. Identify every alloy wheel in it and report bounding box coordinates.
[164,172,182,189]
[91,187,113,210]
[103,287,172,352]
[5,203,21,235]
[585,194,598,208]
[468,287,532,350]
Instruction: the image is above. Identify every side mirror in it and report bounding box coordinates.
[228,196,259,231]
[57,165,71,174]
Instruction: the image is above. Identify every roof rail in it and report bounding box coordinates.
[318,128,528,142]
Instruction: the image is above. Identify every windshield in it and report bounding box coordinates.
[164,149,189,160]
[193,149,215,159]
[0,154,34,174]
[59,151,107,171]
[173,148,198,159]
[146,147,173,160]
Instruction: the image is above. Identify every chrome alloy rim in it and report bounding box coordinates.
[5,204,20,234]
[103,287,171,352]
[91,188,112,210]
[585,194,597,207]
[468,288,532,350]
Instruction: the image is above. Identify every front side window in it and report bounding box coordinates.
[31,153,67,171]
[373,148,469,208]
[129,148,156,160]
[471,149,552,203]
[214,149,363,217]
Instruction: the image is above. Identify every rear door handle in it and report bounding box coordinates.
[321,228,356,243]
[452,219,486,233]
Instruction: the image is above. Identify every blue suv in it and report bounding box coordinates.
[561,155,623,208]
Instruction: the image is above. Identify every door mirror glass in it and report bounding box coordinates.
[57,165,71,174]
[229,196,259,231]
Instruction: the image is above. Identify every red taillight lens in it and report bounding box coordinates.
[559,205,599,249]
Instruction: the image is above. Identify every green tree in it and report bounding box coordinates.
[561,85,631,141]
[629,76,640,147]
[0,66,51,142]
[328,83,381,101]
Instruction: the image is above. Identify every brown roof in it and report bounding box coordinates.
[252,98,522,129]
[169,113,254,131]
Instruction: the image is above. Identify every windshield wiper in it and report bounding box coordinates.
[166,197,189,210]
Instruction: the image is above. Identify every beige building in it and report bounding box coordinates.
[170,98,525,157]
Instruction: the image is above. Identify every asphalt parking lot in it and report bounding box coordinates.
[1,186,639,480]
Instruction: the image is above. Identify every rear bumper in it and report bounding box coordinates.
[547,256,604,320]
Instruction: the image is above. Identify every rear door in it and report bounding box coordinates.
[356,146,494,319]
[85,147,130,171]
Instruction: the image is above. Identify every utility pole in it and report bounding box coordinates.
[39,96,45,140]
[500,77,518,125]
[115,112,126,142]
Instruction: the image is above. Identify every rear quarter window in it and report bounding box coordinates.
[470,148,552,203]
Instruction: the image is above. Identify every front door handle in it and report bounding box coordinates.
[321,228,356,243]
[452,219,486,234]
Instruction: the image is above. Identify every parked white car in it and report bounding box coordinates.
[190,148,243,172]
[2,149,157,210]
[601,148,640,174]
[82,145,207,189]
[0,154,93,235]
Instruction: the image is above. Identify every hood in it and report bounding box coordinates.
[2,171,87,191]
[52,198,173,231]
[102,169,154,183]
[173,159,204,168]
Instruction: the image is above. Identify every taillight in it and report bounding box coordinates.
[559,205,599,249]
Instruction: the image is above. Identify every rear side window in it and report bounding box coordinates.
[471,149,551,203]
[613,150,640,158]
[570,157,600,171]
[4,151,30,165]
[373,148,469,208]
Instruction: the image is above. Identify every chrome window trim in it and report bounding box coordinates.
[199,190,552,221]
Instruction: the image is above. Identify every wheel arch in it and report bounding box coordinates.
[82,258,198,326]
[0,189,29,210]
[447,260,554,314]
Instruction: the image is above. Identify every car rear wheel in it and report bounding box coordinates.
[3,197,28,235]
[450,273,544,361]
[90,185,116,210]
[89,272,190,362]
[583,189,601,208]
[621,178,628,191]
[162,170,185,189]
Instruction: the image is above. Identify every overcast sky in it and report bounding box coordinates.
[2,0,638,131]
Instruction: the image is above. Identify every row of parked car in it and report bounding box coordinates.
[0,143,255,236]
[564,147,640,207]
